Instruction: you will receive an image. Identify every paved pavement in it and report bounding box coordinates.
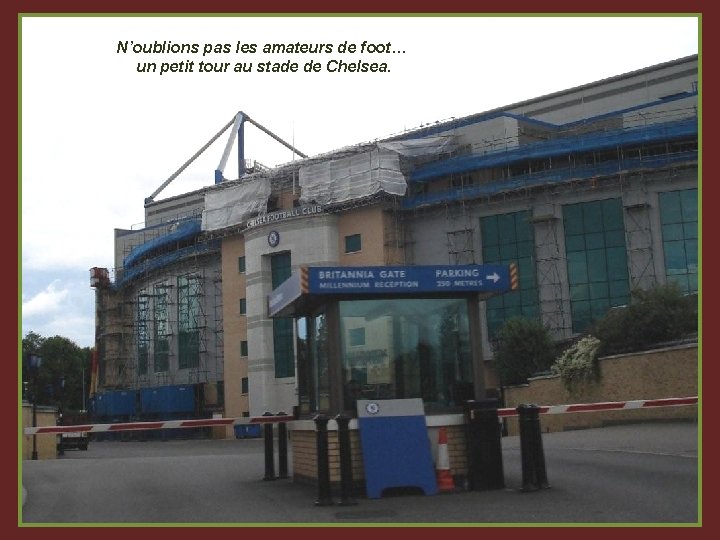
[20,420,699,525]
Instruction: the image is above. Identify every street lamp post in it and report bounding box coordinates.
[57,375,65,456]
[28,353,42,460]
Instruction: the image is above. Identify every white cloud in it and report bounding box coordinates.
[22,276,96,347]
[22,280,70,318]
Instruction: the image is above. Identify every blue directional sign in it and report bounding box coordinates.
[307,264,511,295]
[268,264,517,317]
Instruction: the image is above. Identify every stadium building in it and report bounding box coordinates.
[90,55,698,434]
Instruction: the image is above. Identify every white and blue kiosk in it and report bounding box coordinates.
[268,263,516,495]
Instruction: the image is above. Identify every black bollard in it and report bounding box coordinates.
[313,414,334,506]
[335,414,357,506]
[262,412,276,481]
[463,399,505,490]
[277,411,289,479]
[517,404,550,492]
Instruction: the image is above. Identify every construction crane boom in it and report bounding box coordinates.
[145,111,307,205]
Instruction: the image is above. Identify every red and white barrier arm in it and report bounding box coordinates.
[24,396,697,435]
[496,396,698,418]
[23,414,294,436]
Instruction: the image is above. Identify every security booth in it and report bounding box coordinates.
[268,263,515,490]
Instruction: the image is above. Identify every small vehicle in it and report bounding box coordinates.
[57,412,90,452]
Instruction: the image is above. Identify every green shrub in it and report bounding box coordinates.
[594,283,698,356]
[551,335,601,391]
[492,317,556,386]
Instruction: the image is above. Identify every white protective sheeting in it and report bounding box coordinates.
[201,177,271,231]
[377,135,457,157]
[299,147,407,206]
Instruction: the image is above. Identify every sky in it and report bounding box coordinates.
[19,15,699,349]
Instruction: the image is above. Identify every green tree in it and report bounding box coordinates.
[492,317,556,386]
[21,332,92,413]
[594,283,698,356]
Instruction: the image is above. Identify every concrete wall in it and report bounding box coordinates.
[337,206,388,266]
[502,343,698,435]
[245,213,339,417]
[221,235,248,437]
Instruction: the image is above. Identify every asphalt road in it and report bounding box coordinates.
[20,421,699,525]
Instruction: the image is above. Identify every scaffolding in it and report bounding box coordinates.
[445,182,477,266]
[623,180,658,291]
[531,207,570,338]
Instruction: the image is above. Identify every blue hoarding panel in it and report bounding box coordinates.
[357,398,438,498]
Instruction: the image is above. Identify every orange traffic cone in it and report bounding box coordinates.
[436,426,456,492]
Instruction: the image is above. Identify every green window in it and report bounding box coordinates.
[239,298,247,315]
[240,340,248,357]
[271,252,294,378]
[660,189,698,294]
[238,256,246,273]
[241,377,249,394]
[178,274,201,369]
[481,211,538,337]
[345,234,362,253]
[563,199,630,333]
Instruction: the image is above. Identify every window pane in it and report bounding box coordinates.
[567,251,588,283]
[662,224,684,241]
[570,284,589,301]
[345,234,362,253]
[680,189,698,222]
[499,242,517,260]
[589,282,609,300]
[604,229,625,248]
[498,214,516,243]
[602,198,623,226]
[587,250,607,282]
[586,232,605,250]
[565,234,585,252]
[483,245,500,261]
[583,202,603,233]
[481,216,498,246]
[660,189,698,294]
[563,204,584,234]
[338,298,473,413]
[660,191,682,224]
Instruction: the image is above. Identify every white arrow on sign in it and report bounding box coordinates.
[486,272,500,283]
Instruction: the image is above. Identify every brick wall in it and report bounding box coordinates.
[292,423,470,489]
[502,343,698,435]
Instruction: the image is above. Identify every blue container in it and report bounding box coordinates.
[234,424,262,439]
[141,385,196,415]
[105,390,135,416]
